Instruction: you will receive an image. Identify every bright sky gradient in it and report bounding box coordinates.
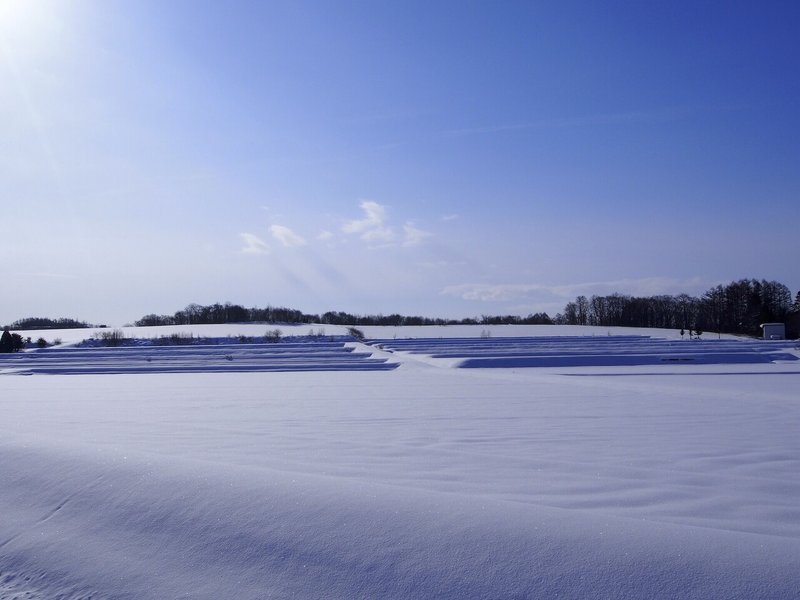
[2,0,798,325]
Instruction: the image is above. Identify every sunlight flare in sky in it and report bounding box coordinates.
[0,0,29,21]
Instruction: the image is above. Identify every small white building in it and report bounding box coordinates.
[761,323,785,340]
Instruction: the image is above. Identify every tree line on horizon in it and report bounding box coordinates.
[131,278,798,337]
[5,278,798,338]
[1,317,102,331]
[133,303,555,328]
[555,279,800,337]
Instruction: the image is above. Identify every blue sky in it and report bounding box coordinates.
[1,0,798,325]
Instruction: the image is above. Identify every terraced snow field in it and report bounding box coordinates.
[367,335,799,368]
[0,337,397,375]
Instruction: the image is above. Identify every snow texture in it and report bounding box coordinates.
[1,324,799,598]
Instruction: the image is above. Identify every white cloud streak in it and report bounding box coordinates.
[270,225,307,247]
[342,201,394,243]
[402,222,432,247]
[239,233,269,255]
[442,277,714,303]
[342,202,433,248]
[442,107,695,138]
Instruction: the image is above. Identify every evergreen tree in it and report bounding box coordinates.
[11,333,24,352]
[0,328,13,353]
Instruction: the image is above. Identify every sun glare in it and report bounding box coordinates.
[0,0,68,59]
[0,0,29,23]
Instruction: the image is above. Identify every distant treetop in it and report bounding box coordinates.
[556,278,798,338]
[134,302,554,328]
[4,317,98,330]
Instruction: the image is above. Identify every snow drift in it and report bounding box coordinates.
[2,440,798,599]
[1,326,799,598]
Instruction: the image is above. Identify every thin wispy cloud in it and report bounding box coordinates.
[342,202,433,248]
[442,283,550,302]
[340,108,429,126]
[442,277,715,303]
[361,227,396,244]
[548,276,714,299]
[419,260,467,269]
[239,233,269,255]
[402,222,432,247]
[270,225,307,248]
[14,271,77,280]
[342,201,395,243]
[442,107,695,138]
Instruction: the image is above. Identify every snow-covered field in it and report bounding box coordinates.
[1,324,799,598]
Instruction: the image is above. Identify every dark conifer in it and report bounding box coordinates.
[11,333,24,352]
[0,328,13,353]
